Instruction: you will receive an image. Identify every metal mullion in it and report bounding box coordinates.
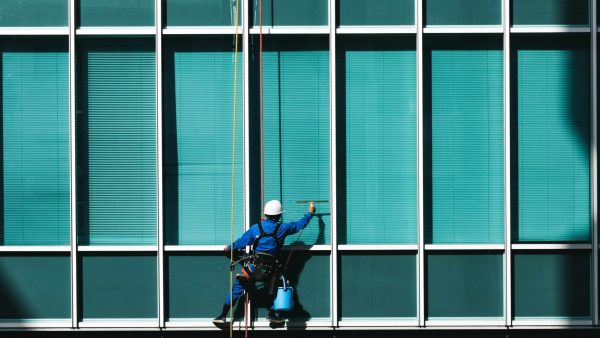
[68,0,78,329]
[155,0,164,328]
[417,0,425,328]
[329,0,338,328]
[591,0,598,327]
[503,0,512,328]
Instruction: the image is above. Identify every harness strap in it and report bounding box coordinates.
[253,221,283,253]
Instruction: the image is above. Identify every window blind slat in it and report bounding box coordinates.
[429,46,504,244]
[516,40,590,242]
[77,45,157,245]
[262,46,330,245]
[165,46,244,245]
[345,47,416,244]
[3,52,69,245]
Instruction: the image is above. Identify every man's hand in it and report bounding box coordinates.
[308,201,316,214]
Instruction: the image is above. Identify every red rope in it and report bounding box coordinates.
[259,0,265,211]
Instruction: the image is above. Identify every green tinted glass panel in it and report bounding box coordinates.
[258,37,330,245]
[427,252,503,318]
[167,254,244,319]
[0,255,70,319]
[166,0,241,26]
[343,37,416,244]
[163,38,244,245]
[0,0,67,27]
[3,48,69,245]
[340,253,416,318]
[514,37,590,242]
[82,254,157,319]
[79,0,154,27]
[256,252,330,319]
[252,0,327,26]
[77,40,157,245]
[427,38,504,244]
[514,252,590,318]
[513,0,588,26]
[339,0,414,26]
[426,0,501,25]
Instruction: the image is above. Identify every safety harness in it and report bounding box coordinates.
[241,221,282,285]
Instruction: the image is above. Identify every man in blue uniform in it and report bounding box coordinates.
[213,199,316,325]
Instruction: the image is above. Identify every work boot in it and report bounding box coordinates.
[266,310,285,324]
[212,304,230,326]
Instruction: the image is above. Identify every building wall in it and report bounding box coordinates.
[0,0,598,332]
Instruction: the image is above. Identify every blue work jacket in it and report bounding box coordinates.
[229,213,313,254]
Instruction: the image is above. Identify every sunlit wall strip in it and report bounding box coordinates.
[68,0,78,329]
[503,0,512,327]
[329,0,338,327]
[417,0,425,327]
[156,0,165,327]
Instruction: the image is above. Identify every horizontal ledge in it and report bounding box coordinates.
[164,320,243,329]
[337,319,418,327]
[163,27,243,35]
[251,318,332,329]
[0,321,71,328]
[512,319,593,326]
[510,26,591,33]
[336,26,416,34]
[338,245,418,251]
[78,320,158,328]
[76,27,155,35]
[249,27,329,35]
[0,28,68,35]
[511,243,591,250]
[78,246,157,252]
[165,245,331,252]
[0,246,70,252]
[423,26,503,34]
[425,319,505,327]
[425,244,504,250]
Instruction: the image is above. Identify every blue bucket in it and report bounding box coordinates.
[272,276,293,312]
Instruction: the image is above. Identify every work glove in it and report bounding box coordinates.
[308,201,316,214]
[223,245,231,258]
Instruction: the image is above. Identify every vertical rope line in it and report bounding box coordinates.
[229,0,240,337]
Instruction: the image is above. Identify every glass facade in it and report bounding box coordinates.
[0,0,598,333]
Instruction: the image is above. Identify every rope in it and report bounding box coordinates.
[229,0,240,337]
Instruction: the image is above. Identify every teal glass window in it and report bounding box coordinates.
[256,252,330,320]
[0,254,70,319]
[81,254,157,319]
[341,36,416,244]
[426,0,501,26]
[514,37,590,242]
[79,0,154,27]
[512,0,589,26]
[340,253,416,319]
[339,0,415,26]
[167,254,236,319]
[427,252,503,318]
[2,41,70,246]
[257,36,330,245]
[165,0,242,26]
[163,37,244,245]
[426,37,504,244]
[252,0,327,26]
[0,0,67,27]
[76,39,157,245]
[514,251,590,318]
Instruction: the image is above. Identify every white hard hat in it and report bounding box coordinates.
[263,200,284,216]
